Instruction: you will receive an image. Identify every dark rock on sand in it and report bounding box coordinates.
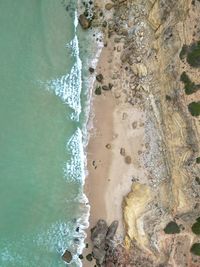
[89,67,95,73]
[79,14,91,29]
[95,86,102,95]
[106,144,111,149]
[86,253,93,261]
[96,74,104,82]
[102,85,109,90]
[125,155,132,164]
[62,250,72,263]
[109,83,113,90]
[120,148,126,156]
[79,254,84,260]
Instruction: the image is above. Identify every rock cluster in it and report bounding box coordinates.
[90,219,118,265]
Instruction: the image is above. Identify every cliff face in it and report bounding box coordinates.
[123,0,200,265]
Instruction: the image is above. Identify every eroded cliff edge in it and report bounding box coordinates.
[122,0,200,266]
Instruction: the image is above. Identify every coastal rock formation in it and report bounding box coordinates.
[90,220,118,265]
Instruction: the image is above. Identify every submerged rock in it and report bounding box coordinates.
[62,250,72,263]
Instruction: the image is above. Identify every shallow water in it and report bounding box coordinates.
[0,0,89,266]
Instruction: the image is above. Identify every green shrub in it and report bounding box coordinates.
[180,72,199,95]
[187,41,200,68]
[179,45,188,60]
[188,102,200,116]
[196,157,200,164]
[197,217,200,223]
[192,221,200,235]
[164,221,180,234]
[191,243,200,256]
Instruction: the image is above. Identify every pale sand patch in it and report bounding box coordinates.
[105,105,147,239]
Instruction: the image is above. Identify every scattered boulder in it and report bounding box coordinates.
[132,121,137,129]
[79,14,91,29]
[102,85,109,90]
[86,253,93,261]
[106,144,111,149]
[105,3,114,10]
[62,250,72,263]
[125,155,132,164]
[96,74,104,82]
[109,83,113,90]
[120,148,126,156]
[89,67,95,73]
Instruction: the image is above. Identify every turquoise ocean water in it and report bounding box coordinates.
[0,0,99,266]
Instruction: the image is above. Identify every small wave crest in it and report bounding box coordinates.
[64,128,85,183]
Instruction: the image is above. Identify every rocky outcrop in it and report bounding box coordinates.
[90,220,118,265]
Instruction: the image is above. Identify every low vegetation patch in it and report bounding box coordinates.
[188,102,200,116]
[179,41,200,68]
[164,221,180,234]
[180,72,200,95]
[196,157,200,164]
[187,41,200,68]
[191,243,200,256]
[179,44,188,60]
[192,217,200,235]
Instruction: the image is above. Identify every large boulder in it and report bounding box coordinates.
[62,250,72,263]
[91,219,108,247]
[79,14,91,29]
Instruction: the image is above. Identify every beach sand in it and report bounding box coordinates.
[82,13,146,264]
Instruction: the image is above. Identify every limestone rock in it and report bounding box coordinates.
[105,3,114,10]
[62,250,72,263]
[131,64,147,78]
[78,14,91,29]
[102,85,109,91]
